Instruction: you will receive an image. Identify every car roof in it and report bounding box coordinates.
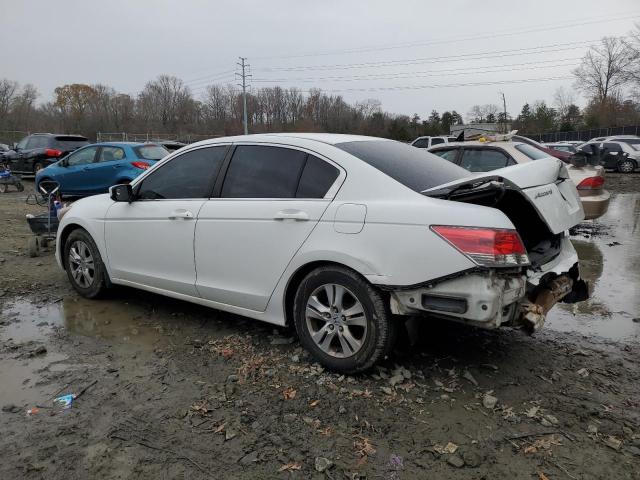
[90,141,152,147]
[429,140,527,148]
[190,133,394,148]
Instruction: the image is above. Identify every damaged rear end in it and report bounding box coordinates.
[392,157,588,332]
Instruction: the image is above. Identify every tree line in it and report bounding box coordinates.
[1,26,640,142]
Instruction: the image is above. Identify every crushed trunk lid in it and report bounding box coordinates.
[422,157,584,234]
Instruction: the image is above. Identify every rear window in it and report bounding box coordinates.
[133,144,169,160]
[515,143,550,160]
[53,136,89,150]
[336,140,469,192]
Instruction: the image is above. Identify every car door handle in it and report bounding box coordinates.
[168,209,194,220]
[274,209,309,221]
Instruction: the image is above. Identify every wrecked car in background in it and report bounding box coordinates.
[429,137,610,220]
[54,134,588,373]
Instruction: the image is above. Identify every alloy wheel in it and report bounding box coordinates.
[305,283,368,358]
[68,240,95,288]
[619,160,635,173]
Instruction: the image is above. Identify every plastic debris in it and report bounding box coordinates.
[54,394,76,409]
[26,407,40,416]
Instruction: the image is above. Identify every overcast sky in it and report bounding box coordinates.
[1,0,639,120]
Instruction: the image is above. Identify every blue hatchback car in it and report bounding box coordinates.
[36,142,170,196]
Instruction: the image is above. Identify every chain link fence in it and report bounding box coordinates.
[523,125,640,143]
[96,132,220,143]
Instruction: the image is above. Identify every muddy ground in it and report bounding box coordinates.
[1,174,639,479]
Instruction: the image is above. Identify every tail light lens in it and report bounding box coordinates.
[432,225,529,267]
[131,161,150,170]
[44,149,62,157]
[577,176,604,190]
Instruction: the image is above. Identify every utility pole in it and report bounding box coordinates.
[236,57,251,135]
[499,91,508,133]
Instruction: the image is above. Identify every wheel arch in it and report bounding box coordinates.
[282,260,376,327]
[58,222,87,270]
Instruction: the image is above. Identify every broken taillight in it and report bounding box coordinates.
[131,161,150,170]
[576,176,604,190]
[431,225,529,267]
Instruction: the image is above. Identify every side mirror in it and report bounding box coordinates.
[110,184,133,202]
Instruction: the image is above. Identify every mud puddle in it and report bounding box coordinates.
[1,296,167,349]
[548,192,640,341]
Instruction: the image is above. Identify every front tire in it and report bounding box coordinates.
[33,162,43,174]
[293,266,397,374]
[64,229,108,298]
[618,159,636,173]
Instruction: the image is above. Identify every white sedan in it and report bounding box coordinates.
[56,133,587,373]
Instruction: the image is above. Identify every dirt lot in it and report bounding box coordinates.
[1,175,639,479]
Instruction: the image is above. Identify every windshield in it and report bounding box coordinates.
[336,140,469,192]
[133,144,169,160]
[515,143,551,160]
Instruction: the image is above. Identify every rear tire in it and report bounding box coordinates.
[0,184,7,194]
[63,229,108,298]
[293,266,397,374]
[33,163,43,174]
[618,159,636,173]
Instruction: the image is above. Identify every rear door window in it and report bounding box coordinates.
[459,148,511,172]
[430,138,445,146]
[137,146,227,199]
[98,146,126,162]
[221,145,307,198]
[603,142,623,153]
[296,155,340,198]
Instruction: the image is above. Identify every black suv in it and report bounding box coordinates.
[5,133,89,174]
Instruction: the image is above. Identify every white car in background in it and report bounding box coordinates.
[429,140,610,220]
[56,134,588,373]
[411,135,458,149]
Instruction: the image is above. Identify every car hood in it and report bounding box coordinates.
[422,157,584,234]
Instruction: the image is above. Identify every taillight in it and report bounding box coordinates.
[131,161,150,170]
[577,176,604,190]
[431,225,529,267]
[44,149,62,157]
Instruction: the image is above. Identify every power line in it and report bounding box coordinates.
[253,39,605,72]
[213,76,572,95]
[252,11,640,61]
[251,60,579,83]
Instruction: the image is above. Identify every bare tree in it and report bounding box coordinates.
[573,37,634,103]
[0,79,19,130]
